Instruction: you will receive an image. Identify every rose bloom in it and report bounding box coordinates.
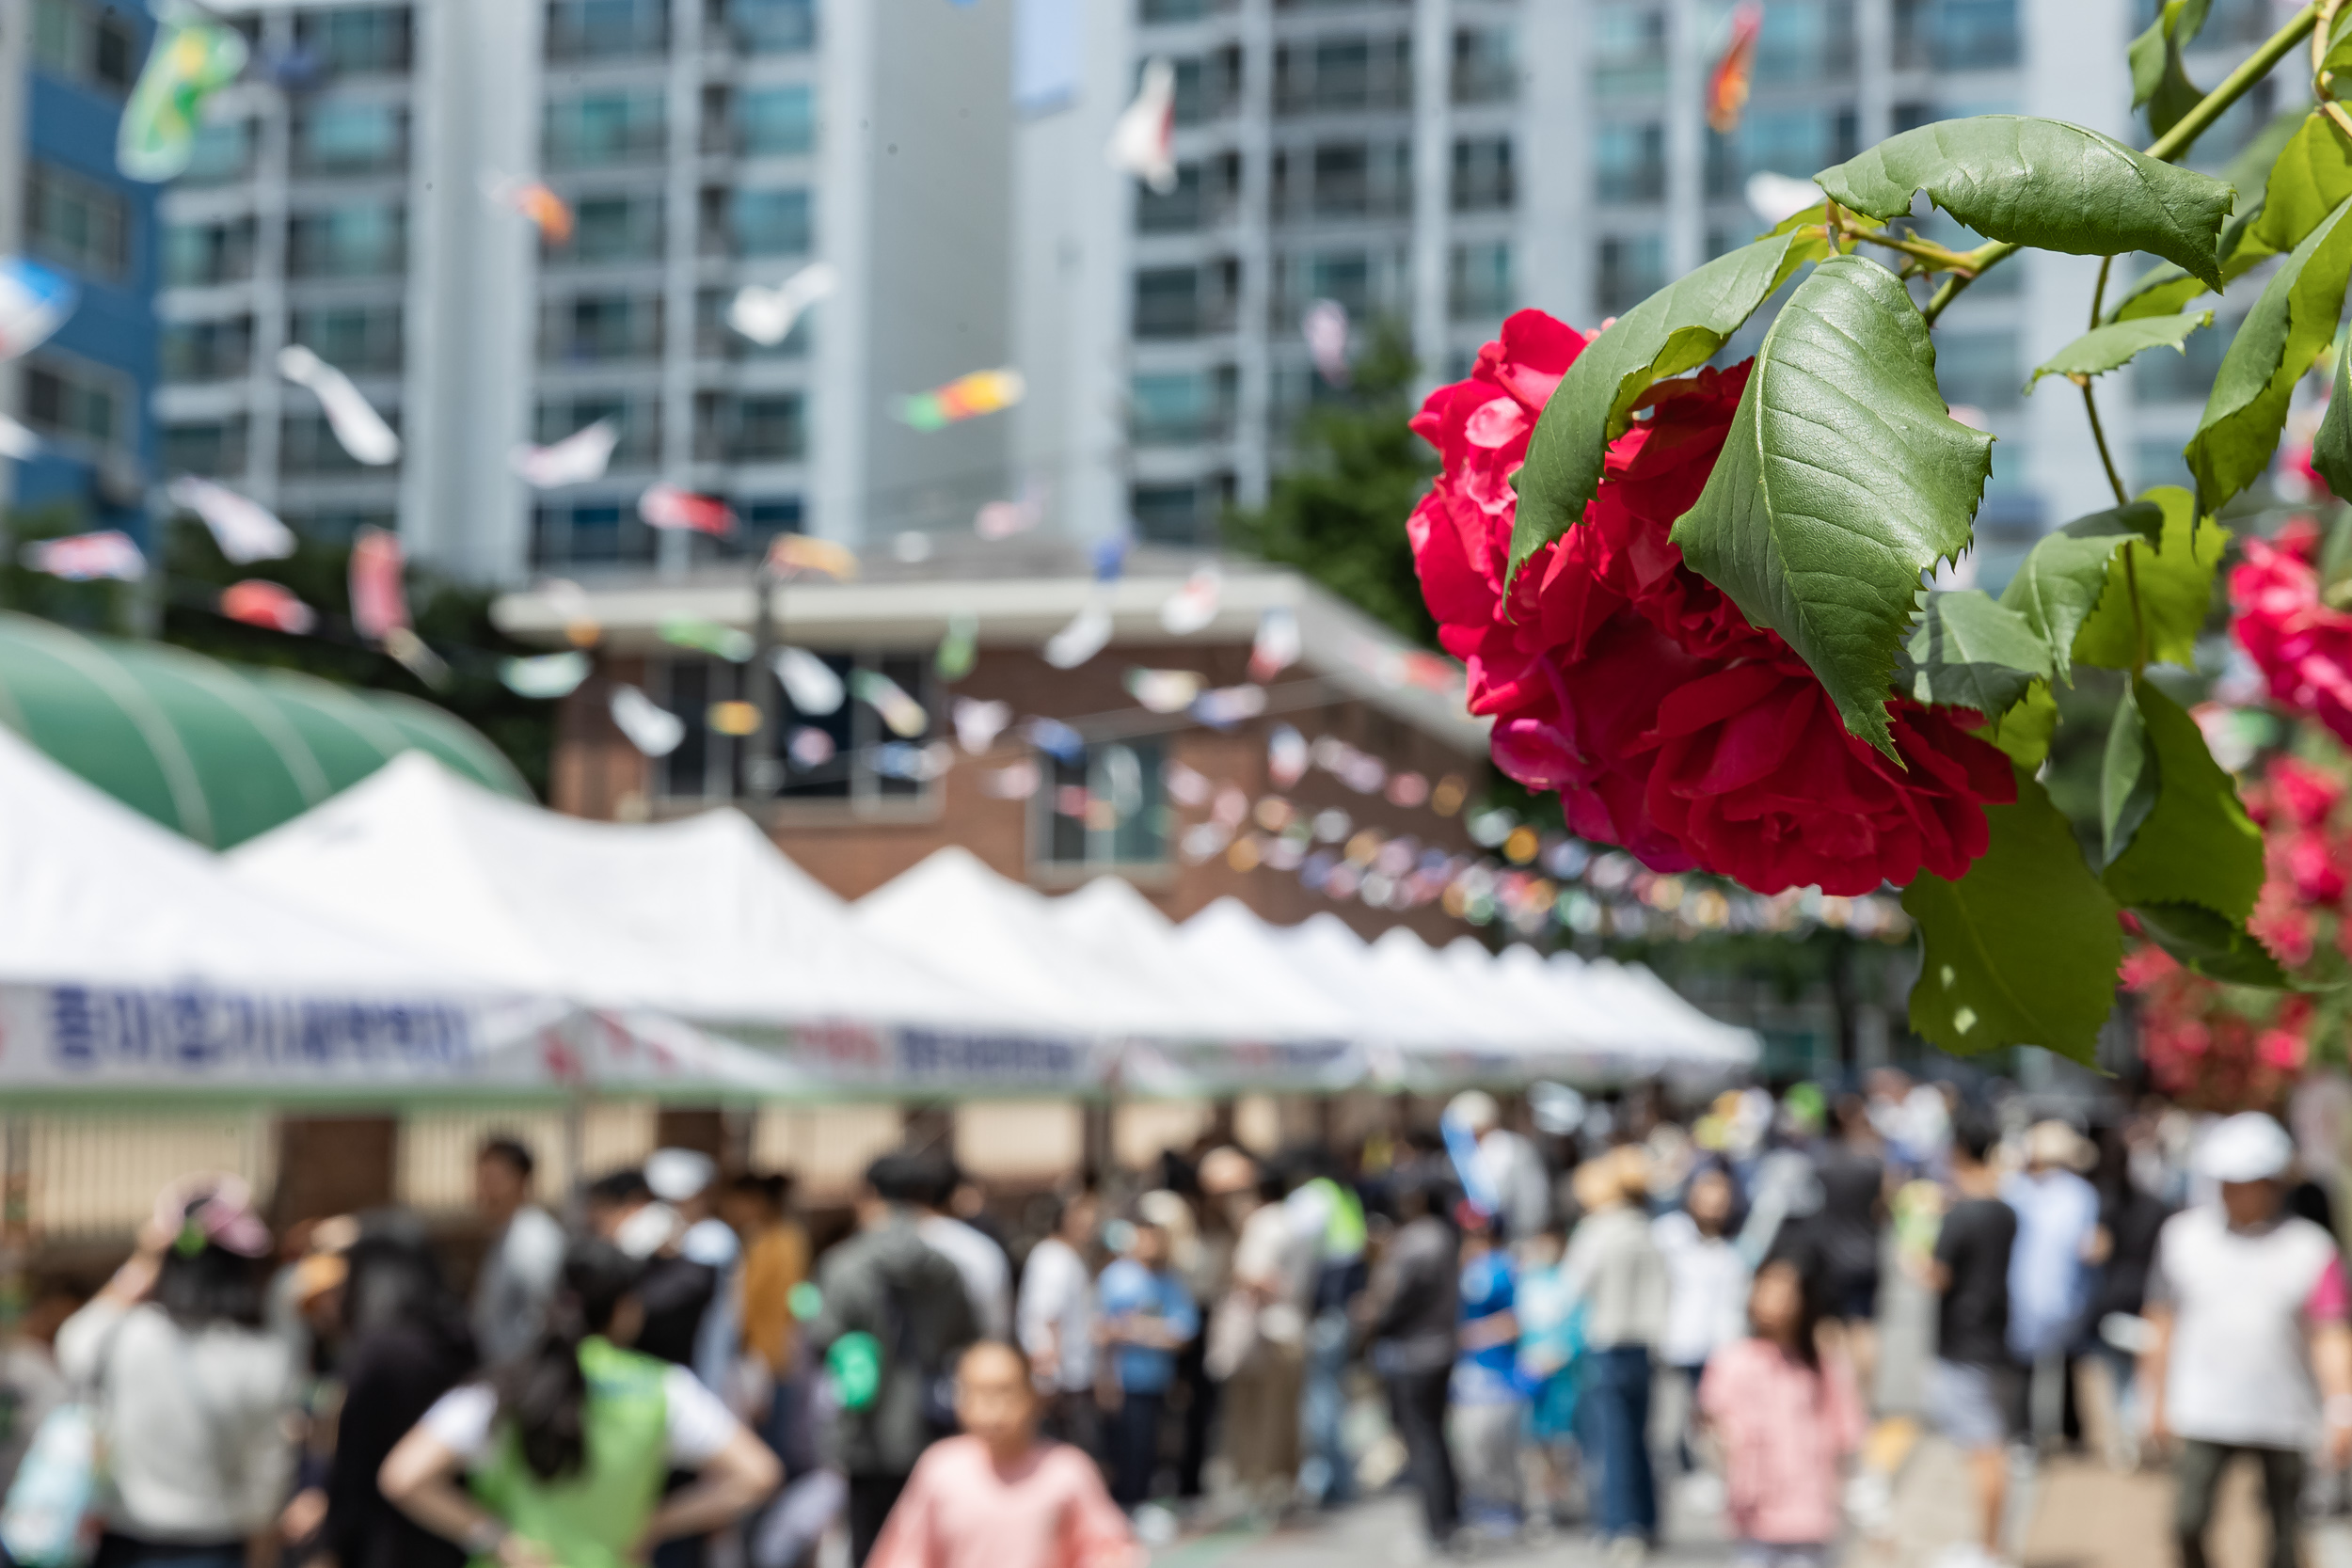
[1408,309,2015,895]
[2231,535,2352,745]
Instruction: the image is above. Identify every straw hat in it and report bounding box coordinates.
[2025,1119,2093,1173]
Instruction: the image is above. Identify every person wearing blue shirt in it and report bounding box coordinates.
[1452,1208,1526,1534]
[1095,1209,1200,1511]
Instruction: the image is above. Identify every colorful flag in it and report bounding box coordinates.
[640,483,736,535]
[219,579,315,634]
[511,420,617,488]
[766,532,857,578]
[1044,598,1112,669]
[660,615,754,662]
[707,700,761,737]
[610,685,686,757]
[168,476,294,563]
[500,651,592,698]
[279,345,400,465]
[787,726,837,768]
[1249,606,1302,682]
[1126,668,1203,714]
[513,182,574,245]
[540,577,602,647]
[850,669,929,737]
[953,696,1011,754]
[983,759,1040,799]
[118,17,248,182]
[1302,299,1350,387]
[1025,716,1085,766]
[894,369,1025,431]
[1163,761,1211,808]
[771,647,845,715]
[1706,2,1764,135]
[0,259,76,361]
[22,531,143,581]
[1192,684,1267,728]
[1268,724,1309,788]
[1160,564,1222,635]
[348,527,408,641]
[937,610,978,681]
[727,262,838,347]
[1107,57,1178,194]
[976,483,1044,540]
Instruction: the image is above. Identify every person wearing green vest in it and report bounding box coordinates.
[381,1240,779,1568]
[1288,1160,1368,1509]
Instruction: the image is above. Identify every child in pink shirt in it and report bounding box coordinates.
[866,1341,1140,1568]
[1697,1258,1867,1566]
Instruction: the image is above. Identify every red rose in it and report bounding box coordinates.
[1407,309,2017,892]
[2231,537,2352,745]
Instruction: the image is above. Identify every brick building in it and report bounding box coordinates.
[494,538,1494,942]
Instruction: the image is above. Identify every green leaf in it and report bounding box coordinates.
[2102,675,2265,921]
[1897,590,2052,717]
[2073,487,2227,672]
[2024,311,2212,392]
[1998,501,2166,683]
[1669,255,1994,755]
[2243,114,2352,265]
[1509,228,1830,581]
[1983,680,2058,769]
[2185,192,2352,515]
[1816,116,2236,286]
[2100,681,2160,864]
[2133,901,2290,987]
[2315,334,2352,500]
[1903,771,2123,1061]
[2130,0,2209,139]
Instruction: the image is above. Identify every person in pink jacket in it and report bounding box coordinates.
[1697,1258,1867,1567]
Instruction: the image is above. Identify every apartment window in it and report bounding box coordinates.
[1137,154,1240,234]
[282,408,400,474]
[24,356,130,451]
[1129,367,1237,446]
[1039,736,1169,869]
[294,7,413,73]
[706,186,811,258]
[709,0,816,54]
[183,119,255,186]
[25,162,127,280]
[1276,34,1411,115]
[1451,136,1515,212]
[161,316,254,383]
[563,194,663,264]
[1597,234,1664,315]
[1932,331,2021,410]
[651,649,936,806]
[1597,121,1665,202]
[1452,25,1516,103]
[693,287,808,357]
[33,0,136,92]
[1141,0,1214,21]
[545,90,667,170]
[1449,242,1512,322]
[290,305,404,374]
[165,416,248,478]
[546,0,667,60]
[1755,0,1856,82]
[292,101,407,177]
[533,500,651,568]
[535,393,660,466]
[693,390,805,462]
[1276,247,1397,320]
[1134,268,1201,340]
[164,218,255,286]
[541,293,662,363]
[1707,106,1859,198]
[1130,477,1231,546]
[707,84,816,156]
[1595,8,1668,97]
[1895,0,2020,70]
[288,203,406,277]
[2132,315,2230,403]
[1171,48,1243,125]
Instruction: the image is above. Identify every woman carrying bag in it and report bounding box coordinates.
[380,1240,777,1568]
[52,1175,297,1568]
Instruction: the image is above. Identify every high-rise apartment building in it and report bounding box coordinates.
[0,0,162,542]
[151,0,1015,583]
[1012,0,2283,570]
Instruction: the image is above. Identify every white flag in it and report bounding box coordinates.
[771,646,845,716]
[1159,564,1222,635]
[511,420,618,488]
[1107,58,1177,194]
[727,261,839,347]
[278,344,400,465]
[168,475,294,562]
[1044,597,1113,669]
[610,684,685,757]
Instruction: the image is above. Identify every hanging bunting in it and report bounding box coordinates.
[1268,724,1309,788]
[118,15,248,182]
[1025,716,1086,766]
[976,483,1044,540]
[22,531,144,581]
[482,175,575,245]
[1126,667,1204,714]
[1191,683,1267,728]
[660,615,754,661]
[728,261,838,347]
[278,345,400,465]
[0,259,77,361]
[640,483,736,536]
[1106,57,1177,193]
[768,532,858,578]
[894,368,1025,430]
[539,578,603,647]
[1248,606,1302,683]
[1301,299,1350,387]
[1044,597,1113,670]
[1159,564,1222,635]
[218,579,314,635]
[850,668,929,737]
[983,758,1040,799]
[348,528,408,643]
[787,726,837,768]
[168,476,295,563]
[1163,760,1212,808]
[771,647,846,715]
[511,420,618,488]
[0,414,39,459]
[610,685,686,757]
[953,696,1012,754]
[499,650,592,699]
[937,610,979,682]
[1705,1,1764,135]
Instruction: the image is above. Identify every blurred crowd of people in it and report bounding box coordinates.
[0,1069,2346,1568]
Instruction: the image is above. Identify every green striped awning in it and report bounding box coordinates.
[0,611,530,847]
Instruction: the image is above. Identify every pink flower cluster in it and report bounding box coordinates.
[1407,309,2015,896]
[2231,521,2352,744]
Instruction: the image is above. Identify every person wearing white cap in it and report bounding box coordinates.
[1445,1090,1550,1243]
[2142,1112,2352,1568]
[646,1148,742,1402]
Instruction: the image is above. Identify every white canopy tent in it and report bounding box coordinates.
[0,727,797,1098]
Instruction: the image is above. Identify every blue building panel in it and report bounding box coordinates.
[17,9,162,541]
